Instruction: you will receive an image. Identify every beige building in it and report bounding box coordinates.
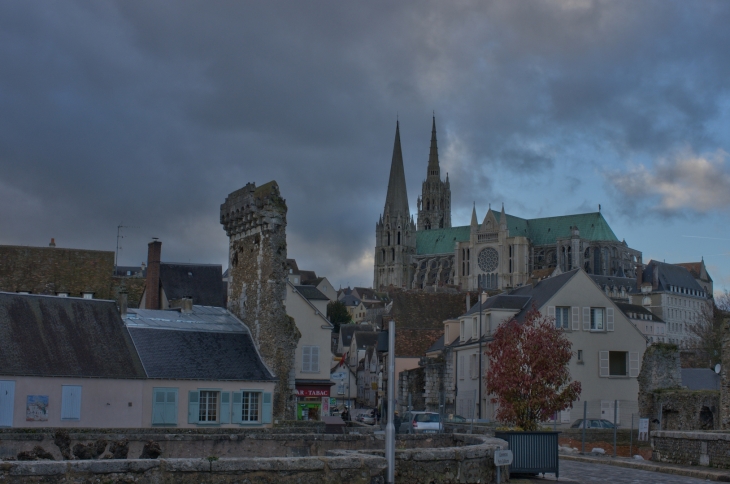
[448,269,648,425]
[286,282,335,420]
[0,293,276,429]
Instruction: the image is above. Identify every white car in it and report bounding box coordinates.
[400,412,442,434]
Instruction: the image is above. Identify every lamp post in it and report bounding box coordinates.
[477,286,483,419]
[385,320,396,483]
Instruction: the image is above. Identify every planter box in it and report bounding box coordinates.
[494,431,560,478]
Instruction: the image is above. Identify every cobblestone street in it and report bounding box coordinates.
[517,459,716,484]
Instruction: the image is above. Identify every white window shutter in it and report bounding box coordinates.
[606,307,614,331]
[599,351,609,377]
[303,346,311,372]
[188,391,200,424]
[459,355,464,378]
[231,392,243,424]
[220,392,231,424]
[560,410,571,423]
[583,307,590,331]
[311,346,320,373]
[262,393,273,424]
[547,306,555,319]
[629,352,640,377]
[572,307,580,331]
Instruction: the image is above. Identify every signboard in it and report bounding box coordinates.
[296,388,330,397]
[639,418,649,441]
[330,397,337,406]
[322,397,329,416]
[494,449,513,466]
[26,395,48,421]
[331,372,346,381]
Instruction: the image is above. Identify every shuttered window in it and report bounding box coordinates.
[302,346,320,373]
[606,307,614,331]
[232,391,272,425]
[629,352,640,377]
[583,307,590,331]
[459,355,465,379]
[188,390,220,424]
[152,388,178,425]
[599,351,609,377]
[572,307,580,331]
[61,385,82,420]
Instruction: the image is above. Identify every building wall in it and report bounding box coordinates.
[2,375,274,428]
[0,245,114,299]
[286,284,333,382]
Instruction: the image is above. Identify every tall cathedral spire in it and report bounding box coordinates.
[427,115,440,178]
[383,121,410,216]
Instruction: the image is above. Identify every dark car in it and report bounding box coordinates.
[570,419,617,429]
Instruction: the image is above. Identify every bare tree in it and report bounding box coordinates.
[688,291,730,367]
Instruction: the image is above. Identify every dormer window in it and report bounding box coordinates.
[57,293,68,297]
[82,293,93,299]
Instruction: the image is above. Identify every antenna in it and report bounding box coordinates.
[115,223,139,275]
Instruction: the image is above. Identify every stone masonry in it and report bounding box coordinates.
[221,181,299,420]
[722,317,730,429]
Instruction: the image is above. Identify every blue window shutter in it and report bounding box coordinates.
[232,392,243,424]
[188,391,199,424]
[220,392,231,424]
[165,389,178,425]
[61,386,82,420]
[152,389,165,424]
[262,392,272,424]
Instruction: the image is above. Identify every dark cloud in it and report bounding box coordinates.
[1,1,729,287]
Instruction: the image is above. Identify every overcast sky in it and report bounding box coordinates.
[1,1,729,294]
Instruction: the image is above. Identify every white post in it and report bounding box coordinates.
[386,320,396,483]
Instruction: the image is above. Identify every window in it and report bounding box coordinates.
[577,350,583,362]
[470,354,478,379]
[152,388,178,425]
[302,346,320,373]
[460,321,465,342]
[199,390,219,422]
[241,392,260,422]
[459,355,465,379]
[82,293,93,299]
[57,292,68,297]
[61,385,82,420]
[590,308,604,330]
[555,307,570,329]
[609,352,627,376]
[472,318,478,339]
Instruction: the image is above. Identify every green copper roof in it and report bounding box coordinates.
[415,211,618,254]
[416,226,471,255]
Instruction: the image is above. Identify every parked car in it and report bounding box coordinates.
[570,419,617,429]
[399,411,442,434]
[361,412,376,425]
[446,414,468,423]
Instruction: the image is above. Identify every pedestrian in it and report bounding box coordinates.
[393,410,402,434]
[341,407,350,422]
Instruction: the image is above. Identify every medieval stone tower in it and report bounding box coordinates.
[221,181,299,420]
[417,116,451,231]
[374,121,417,290]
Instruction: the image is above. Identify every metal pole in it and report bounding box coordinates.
[469,389,476,434]
[613,400,618,458]
[386,320,396,484]
[478,290,483,419]
[630,414,634,458]
[581,401,587,454]
[408,392,412,412]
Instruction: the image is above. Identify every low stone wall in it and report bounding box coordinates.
[0,432,508,483]
[652,431,730,468]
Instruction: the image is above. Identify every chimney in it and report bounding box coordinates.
[118,292,128,318]
[652,264,659,291]
[145,240,162,309]
[481,291,488,304]
[49,238,56,247]
[181,297,193,314]
[636,263,643,287]
[466,292,471,312]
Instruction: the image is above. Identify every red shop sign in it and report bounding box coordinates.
[296,386,330,397]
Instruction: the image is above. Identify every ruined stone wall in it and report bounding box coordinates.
[721,319,730,429]
[638,343,683,427]
[221,181,298,420]
[398,366,425,412]
[652,431,730,469]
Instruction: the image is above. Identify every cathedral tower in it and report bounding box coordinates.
[374,121,416,290]
[417,116,451,230]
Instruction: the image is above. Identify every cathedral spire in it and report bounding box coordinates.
[471,202,478,227]
[500,203,507,230]
[383,120,410,217]
[427,115,440,178]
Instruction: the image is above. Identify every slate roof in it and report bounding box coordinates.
[394,328,444,357]
[510,269,581,322]
[615,302,664,323]
[127,327,275,381]
[676,262,713,283]
[416,212,619,255]
[340,294,362,307]
[159,263,225,307]
[642,260,705,294]
[463,294,532,317]
[425,334,445,354]
[681,368,720,391]
[294,285,329,300]
[352,331,379,349]
[0,292,146,378]
[340,323,374,346]
[590,274,636,292]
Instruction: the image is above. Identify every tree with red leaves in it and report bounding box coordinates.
[486,308,581,430]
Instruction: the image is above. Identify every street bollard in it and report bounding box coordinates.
[613,400,618,458]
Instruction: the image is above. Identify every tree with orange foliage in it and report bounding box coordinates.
[486,308,581,430]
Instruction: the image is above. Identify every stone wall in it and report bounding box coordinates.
[721,318,730,429]
[398,366,425,411]
[0,432,508,483]
[221,181,298,420]
[398,350,456,415]
[652,431,730,469]
[638,343,720,431]
[0,245,114,299]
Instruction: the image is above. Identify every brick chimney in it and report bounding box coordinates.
[118,292,128,318]
[636,263,643,286]
[145,240,162,309]
[49,238,56,247]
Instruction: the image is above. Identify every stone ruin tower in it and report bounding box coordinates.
[221,181,299,420]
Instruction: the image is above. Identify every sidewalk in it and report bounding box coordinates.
[559,452,730,481]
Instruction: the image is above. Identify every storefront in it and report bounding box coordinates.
[295,382,333,421]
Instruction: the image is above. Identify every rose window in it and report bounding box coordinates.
[477,248,499,272]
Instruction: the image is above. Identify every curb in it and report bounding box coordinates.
[560,453,730,482]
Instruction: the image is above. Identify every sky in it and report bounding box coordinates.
[1,1,729,295]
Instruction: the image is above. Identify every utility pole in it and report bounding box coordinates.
[115,223,138,275]
[478,286,483,419]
